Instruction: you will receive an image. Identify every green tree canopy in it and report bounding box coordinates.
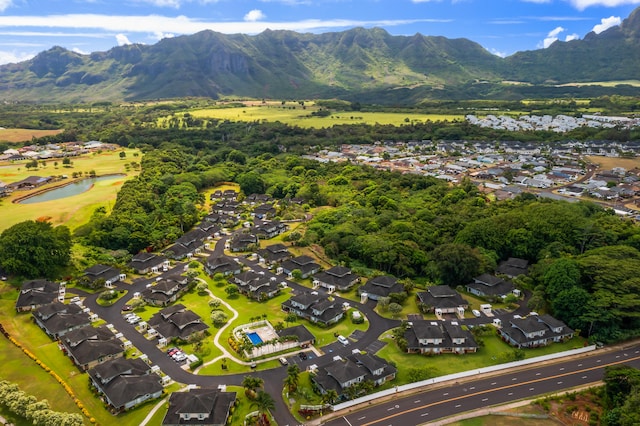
[0,220,72,278]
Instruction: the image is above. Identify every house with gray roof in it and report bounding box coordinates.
[204,255,242,277]
[416,285,469,314]
[404,320,478,354]
[81,264,123,288]
[88,357,163,413]
[128,252,168,274]
[15,279,60,312]
[499,314,574,348]
[496,258,529,278]
[281,292,343,327]
[313,266,360,292]
[312,353,396,399]
[280,255,321,279]
[466,274,515,300]
[257,244,291,266]
[358,276,405,301]
[60,325,124,371]
[147,304,209,341]
[32,301,91,339]
[140,275,193,307]
[162,388,237,426]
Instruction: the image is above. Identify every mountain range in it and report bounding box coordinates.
[1,7,639,103]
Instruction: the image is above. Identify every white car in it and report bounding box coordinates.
[337,335,349,345]
[472,309,481,317]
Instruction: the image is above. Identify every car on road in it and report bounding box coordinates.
[337,335,349,345]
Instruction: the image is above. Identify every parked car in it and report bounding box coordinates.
[279,357,288,365]
[337,335,349,345]
[472,309,481,317]
[298,352,308,360]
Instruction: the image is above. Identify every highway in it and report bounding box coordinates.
[323,344,640,426]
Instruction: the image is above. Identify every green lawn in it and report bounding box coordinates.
[0,149,141,232]
[376,329,587,386]
[163,105,462,129]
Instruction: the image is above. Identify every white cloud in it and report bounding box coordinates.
[115,33,132,46]
[489,47,508,57]
[522,0,551,3]
[0,14,450,37]
[153,31,175,40]
[0,50,34,65]
[540,26,565,48]
[136,0,221,7]
[565,33,579,41]
[592,15,622,34]
[244,10,266,22]
[0,0,12,13]
[72,47,88,55]
[569,0,640,11]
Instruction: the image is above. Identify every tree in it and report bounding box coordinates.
[0,220,72,278]
[119,151,126,159]
[377,296,391,312]
[250,390,275,416]
[388,303,403,317]
[429,243,485,285]
[284,364,300,392]
[196,282,208,294]
[322,389,339,405]
[290,269,303,280]
[208,298,221,309]
[237,171,266,195]
[211,311,228,327]
[224,284,239,299]
[284,312,297,325]
[242,376,264,399]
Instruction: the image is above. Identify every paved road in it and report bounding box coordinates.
[323,344,640,426]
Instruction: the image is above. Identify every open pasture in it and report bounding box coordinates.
[0,128,64,143]
[168,105,462,128]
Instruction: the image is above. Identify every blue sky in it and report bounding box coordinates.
[0,0,638,65]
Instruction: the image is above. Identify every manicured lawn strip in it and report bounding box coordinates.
[0,128,64,143]
[376,330,587,386]
[287,371,323,424]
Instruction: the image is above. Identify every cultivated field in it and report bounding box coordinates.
[0,128,64,143]
[0,149,140,231]
[166,105,463,128]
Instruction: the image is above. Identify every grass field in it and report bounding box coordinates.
[585,155,640,170]
[556,80,640,87]
[163,106,463,129]
[0,128,64,143]
[0,149,140,232]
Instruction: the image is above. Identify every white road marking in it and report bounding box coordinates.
[414,400,421,404]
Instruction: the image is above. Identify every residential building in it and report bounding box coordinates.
[416,285,469,314]
[277,325,315,348]
[140,275,193,307]
[204,255,242,277]
[280,255,321,279]
[253,221,288,239]
[312,266,360,292]
[496,258,529,278]
[232,271,281,301]
[358,276,405,301]
[257,244,291,266]
[32,301,92,338]
[15,279,60,312]
[128,252,168,274]
[147,304,209,341]
[466,274,515,299]
[227,232,258,252]
[165,229,208,260]
[162,388,237,426]
[60,325,124,371]
[88,357,163,413]
[281,293,343,326]
[81,264,123,288]
[404,320,478,354]
[499,314,574,348]
[312,353,396,398]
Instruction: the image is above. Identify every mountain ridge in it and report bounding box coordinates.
[1,6,639,103]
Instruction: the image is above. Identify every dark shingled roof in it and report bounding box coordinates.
[162,389,236,426]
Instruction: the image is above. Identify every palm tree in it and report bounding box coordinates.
[284,364,300,392]
[242,375,264,399]
[321,389,339,405]
[251,390,275,417]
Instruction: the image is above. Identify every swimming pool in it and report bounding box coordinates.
[246,332,263,345]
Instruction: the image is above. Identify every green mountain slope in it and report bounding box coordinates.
[0,6,639,103]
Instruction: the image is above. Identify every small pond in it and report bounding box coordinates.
[18,174,125,204]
